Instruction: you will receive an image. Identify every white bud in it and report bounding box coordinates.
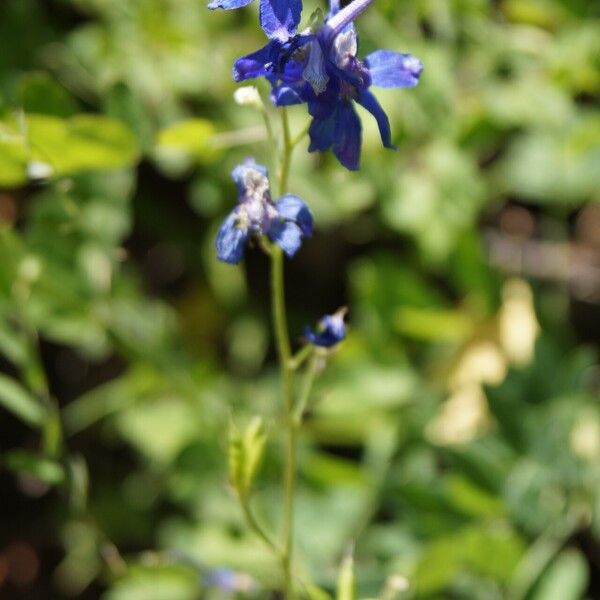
[233,86,263,109]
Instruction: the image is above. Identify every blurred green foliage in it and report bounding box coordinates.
[0,0,599,599]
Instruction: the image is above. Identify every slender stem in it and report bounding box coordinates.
[271,245,296,599]
[294,352,320,425]
[289,344,313,371]
[239,494,280,554]
[290,121,310,149]
[261,108,276,150]
[278,108,293,197]
[271,106,297,599]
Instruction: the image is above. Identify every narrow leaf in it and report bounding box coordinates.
[0,373,46,427]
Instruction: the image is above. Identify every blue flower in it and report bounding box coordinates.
[208,0,303,42]
[304,308,347,347]
[216,159,313,264]
[234,0,423,170]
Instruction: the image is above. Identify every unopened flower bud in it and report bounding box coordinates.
[233,86,263,109]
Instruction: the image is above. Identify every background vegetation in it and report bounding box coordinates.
[0,0,599,598]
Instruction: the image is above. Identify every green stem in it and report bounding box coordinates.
[271,245,296,599]
[279,107,293,197]
[239,494,280,554]
[294,352,320,425]
[272,106,297,599]
[290,121,310,149]
[289,344,313,371]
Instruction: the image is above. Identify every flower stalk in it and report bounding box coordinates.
[272,106,298,598]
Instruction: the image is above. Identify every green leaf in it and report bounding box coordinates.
[18,73,78,117]
[67,455,90,513]
[0,373,46,427]
[228,416,267,498]
[243,417,267,492]
[0,137,29,186]
[156,118,218,163]
[4,450,64,485]
[0,112,140,186]
[531,549,589,600]
[228,419,245,495]
[29,114,140,173]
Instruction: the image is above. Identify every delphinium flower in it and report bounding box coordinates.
[216,159,313,264]
[304,307,347,347]
[231,0,424,170]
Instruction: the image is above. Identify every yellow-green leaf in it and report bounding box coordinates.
[156,118,218,163]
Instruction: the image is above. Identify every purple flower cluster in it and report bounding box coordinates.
[210,0,423,170]
[209,0,421,348]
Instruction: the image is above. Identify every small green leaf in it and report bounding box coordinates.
[242,417,267,493]
[228,419,245,495]
[42,406,63,458]
[4,450,64,485]
[228,416,267,498]
[67,455,90,513]
[0,373,46,427]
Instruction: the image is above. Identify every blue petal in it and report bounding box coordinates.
[208,0,253,9]
[233,40,282,82]
[271,83,309,106]
[231,159,268,195]
[268,220,304,257]
[259,0,302,42]
[357,89,396,149]
[275,194,313,236]
[333,102,362,171]
[308,114,336,153]
[323,314,346,340]
[329,0,340,16]
[216,210,249,264]
[365,50,423,88]
[307,97,337,151]
[304,313,346,347]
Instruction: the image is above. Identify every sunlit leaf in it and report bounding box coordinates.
[0,373,46,427]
